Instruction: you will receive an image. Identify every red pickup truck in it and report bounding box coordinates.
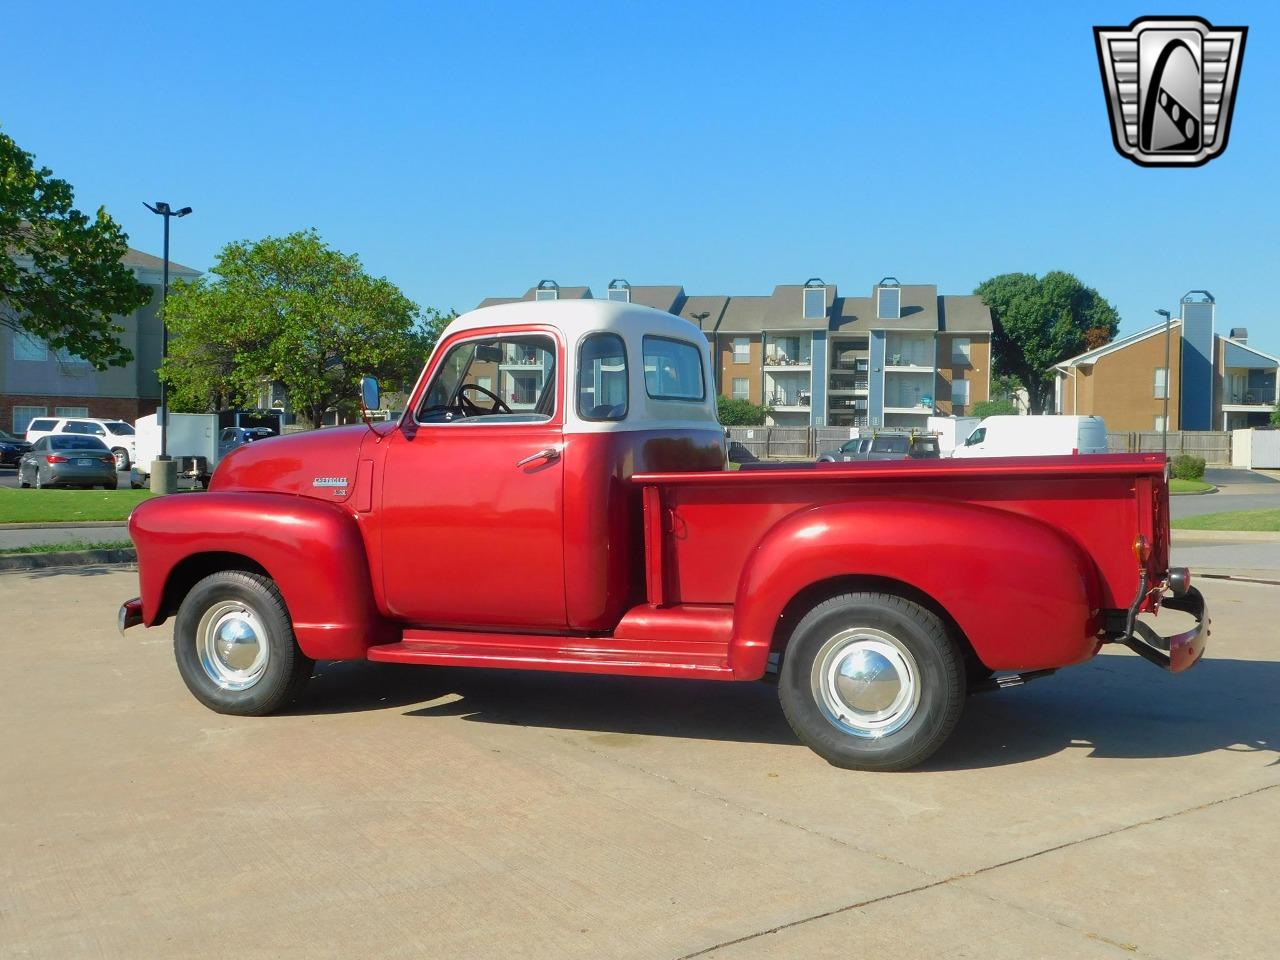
[120,300,1207,770]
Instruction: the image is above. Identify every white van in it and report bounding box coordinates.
[951,415,1108,458]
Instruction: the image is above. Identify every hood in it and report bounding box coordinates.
[210,424,389,502]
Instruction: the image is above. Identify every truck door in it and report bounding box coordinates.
[380,328,567,629]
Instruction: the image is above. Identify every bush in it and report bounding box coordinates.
[717,395,771,426]
[971,398,1017,418]
[1171,454,1206,481]
[1271,405,1280,426]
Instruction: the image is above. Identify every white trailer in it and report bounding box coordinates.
[927,416,981,456]
[132,411,283,487]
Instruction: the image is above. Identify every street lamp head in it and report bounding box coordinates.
[1155,309,1171,320]
[176,207,192,217]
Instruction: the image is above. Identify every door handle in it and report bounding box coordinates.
[516,447,560,468]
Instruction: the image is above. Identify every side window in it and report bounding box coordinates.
[418,333,557,424]
[642,336,705,401]
[62,421,87,434]
[24,417,54,433]
[31,438,47,452]
[220,428,236,442]
[577,333,628,421]
[965,427,986,446]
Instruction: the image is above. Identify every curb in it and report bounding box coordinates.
[0,521,128,531]
[1171,529,1280,543]
[1170,484,1218,497]
[0,548,137,571]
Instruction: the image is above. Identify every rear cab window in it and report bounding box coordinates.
[51,435,108,451]
[872,436,909,454]
[642,336,704,401]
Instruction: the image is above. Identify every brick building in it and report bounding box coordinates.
[478,277,993,429]
[2,248,201,433]
[1054,292,1278,431]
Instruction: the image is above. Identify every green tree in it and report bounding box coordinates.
[161,231,443,426]
[717,395,771,426]
[975,272,1120,415]
[0,128,150,367]
[1271,404,1280,426]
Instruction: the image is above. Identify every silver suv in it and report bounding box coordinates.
[24,417,137,470]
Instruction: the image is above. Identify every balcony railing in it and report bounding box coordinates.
[764,355,811,367]
[1227,390,1277,406]
[769,391,811,409]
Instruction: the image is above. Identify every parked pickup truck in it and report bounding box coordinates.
[120,300,1207,770]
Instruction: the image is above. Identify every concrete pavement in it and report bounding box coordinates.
[1,568,1277,959]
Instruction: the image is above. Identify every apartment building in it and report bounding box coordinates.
[477,278,993,429]
[2,247,202,433]
[1054,292,1278,431]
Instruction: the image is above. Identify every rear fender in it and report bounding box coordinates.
[129,492,392,659]
[730,498,1101,679]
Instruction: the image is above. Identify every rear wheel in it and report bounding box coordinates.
[173,571,313,715]
[779,592,966,771]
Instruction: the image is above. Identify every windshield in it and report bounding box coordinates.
[0,430,20,442]
[104,421,134,435]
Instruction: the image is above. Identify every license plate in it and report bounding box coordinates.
[76,458,94,466]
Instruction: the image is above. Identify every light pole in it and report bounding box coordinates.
[1155,308,1172,460]
[143,201,192,491]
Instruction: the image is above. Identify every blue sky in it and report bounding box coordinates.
[4,1,1276,354]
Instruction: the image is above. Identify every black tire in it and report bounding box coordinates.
[111,447,130,471]
[102,479,119,490]
[779,592,966,771]
[173,570,314,716]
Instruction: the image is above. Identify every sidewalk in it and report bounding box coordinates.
[0,523,128,551]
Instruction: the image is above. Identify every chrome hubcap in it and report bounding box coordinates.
[812,628,920,738]
[197,601,269,690]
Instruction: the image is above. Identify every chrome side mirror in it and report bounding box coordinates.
[359,376,381,416]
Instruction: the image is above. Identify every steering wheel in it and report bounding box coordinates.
[457,382,512,415]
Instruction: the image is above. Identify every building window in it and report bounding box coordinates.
[13,406,47,433]
[952,338,971,364]
[951,379,970,406]
[643,336,705,401]
[732,378,750,400]
[14,334,48,362]
[577,332,628,421]
[803,286,825,320]
[607,279,630,303]
[877,286,901,320]
[1154,415,1167,431]
[1154,367,1168,399]
[732,337,750,364]
[55,407,90,418]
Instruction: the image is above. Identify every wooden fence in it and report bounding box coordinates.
[1106,431,1231,464]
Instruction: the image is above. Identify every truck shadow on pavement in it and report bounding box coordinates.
[293,651,1277,770]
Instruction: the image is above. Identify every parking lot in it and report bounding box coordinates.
[1,567,1277,959]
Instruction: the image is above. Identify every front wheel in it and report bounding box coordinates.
[779,592,966,771]
[174,571,314,715]
[111,447,130,471]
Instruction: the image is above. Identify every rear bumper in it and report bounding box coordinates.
[118,597,143,634]
[1121,585,1209,672]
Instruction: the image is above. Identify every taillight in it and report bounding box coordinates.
[100,456,115,465]
[46,454,67,463]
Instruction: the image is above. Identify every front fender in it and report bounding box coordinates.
[129,492,392,659]
[730,498,1101,679]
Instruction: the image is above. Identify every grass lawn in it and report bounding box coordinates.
[1171,508,1280,532]
[1169,478,1214,494]
[0,539,134,555]
[0,488,155,524]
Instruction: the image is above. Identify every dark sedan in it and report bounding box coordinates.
[18,435,119,489]
[0,429,31,466]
